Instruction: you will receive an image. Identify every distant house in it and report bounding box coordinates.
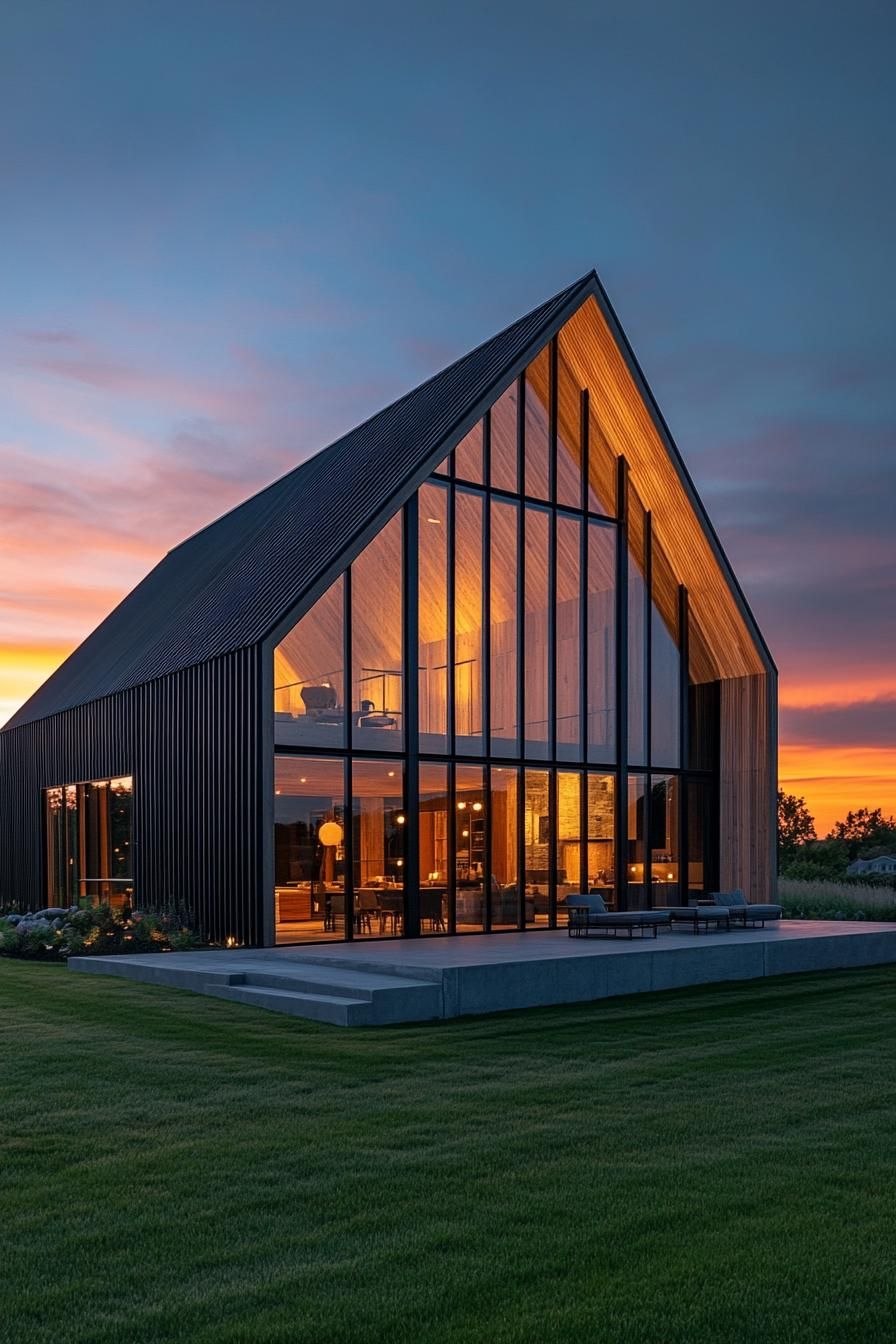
[847,856,896,877]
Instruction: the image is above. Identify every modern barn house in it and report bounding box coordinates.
[0,272,777,948]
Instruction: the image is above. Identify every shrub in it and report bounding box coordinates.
[779,878,896,923]
[0,903,201,961]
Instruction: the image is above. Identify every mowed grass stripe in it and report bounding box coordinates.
[2,960,896,1344]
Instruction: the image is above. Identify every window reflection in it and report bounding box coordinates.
[524,505,550,759]
[650,774,680,906]
[524,769,551,926]
[274,757,345,942]
[587,521,616,761]
[524,349,550,501]
[490,382,518,493]
[352,513,403,749]
[627,773,647,909]
[419,763,449,934]
[353,760,405,937]
[627,489,648,767]
[419,483,449,753]
[556,514,581,760]
[454,490,484,754]
[588,407,617,517]
[651,538,681,768]
[275,576,345,748]
[490,498,519,756]
[587,774,616,908]
[557,771,582,909]
[455,420,483,484]
[45,776,134,909]
[455,766,485,929]
[556,336,583,509]
[490,767,519,929]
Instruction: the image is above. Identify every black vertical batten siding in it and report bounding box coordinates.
[0,648,265,945]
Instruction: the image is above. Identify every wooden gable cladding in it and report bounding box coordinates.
[558,297,765,681]
[719,673,775,902]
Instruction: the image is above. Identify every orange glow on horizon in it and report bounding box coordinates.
[0,643,76,728]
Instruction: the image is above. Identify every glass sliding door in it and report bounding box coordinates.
[490,767,519,929]
[556,771,582,911]
[587,774,616,909]
[650,774,680,906]
[455,765,486,929]
[524,769,551,926]
[274,757,345,942]
[419,762,449,935]
[627,773,647,909]
[352,760,405,938]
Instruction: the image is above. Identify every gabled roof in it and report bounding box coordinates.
[5,274,593,730]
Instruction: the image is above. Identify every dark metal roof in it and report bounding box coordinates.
[5,273,594,730]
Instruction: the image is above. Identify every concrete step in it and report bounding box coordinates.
[213,965,441,1023]
[204,983,373,1026]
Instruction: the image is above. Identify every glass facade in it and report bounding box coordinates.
[45,777,134,908]
[272,325,719,944]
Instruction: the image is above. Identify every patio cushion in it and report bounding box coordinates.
[668,906,730,920]
[595,911,670,926]
[711,890,747,907]
[565,892,607,915]
[733,903,782,918]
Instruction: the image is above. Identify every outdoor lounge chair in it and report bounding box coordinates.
[710,889,782,927]
[565,892,671,939]
[667,902,732,933]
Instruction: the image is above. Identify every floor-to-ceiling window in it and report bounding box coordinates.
[271,323,718,945]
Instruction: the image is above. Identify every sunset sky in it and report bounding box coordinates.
[2,2,894,835]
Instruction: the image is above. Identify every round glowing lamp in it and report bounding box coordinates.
[318,821,343,847]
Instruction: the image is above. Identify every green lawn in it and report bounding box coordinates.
[3,961,896,1344]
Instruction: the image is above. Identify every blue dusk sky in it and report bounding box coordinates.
[1,0,894,829]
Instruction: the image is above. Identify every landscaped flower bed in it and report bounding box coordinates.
[0,903,199,960]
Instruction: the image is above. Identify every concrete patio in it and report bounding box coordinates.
[69,920,896,1026]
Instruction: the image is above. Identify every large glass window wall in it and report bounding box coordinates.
[272,325,718,945]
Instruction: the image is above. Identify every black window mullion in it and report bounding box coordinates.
[344,752,354,942]
[679,585,689,903]
[644,510,653,908]
[615,456,629,912]
[344,567,354,940]
[448,759,457,935]
[403,497,420,938]
[517,766,525,928]
[580,387,589,515]
[548,767,558,928]
[483,482,492,932]
[580,768,588,898]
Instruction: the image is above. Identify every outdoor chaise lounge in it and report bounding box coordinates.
[666,902,732,933]
[565,893,671,938]
[710,889,783,927]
